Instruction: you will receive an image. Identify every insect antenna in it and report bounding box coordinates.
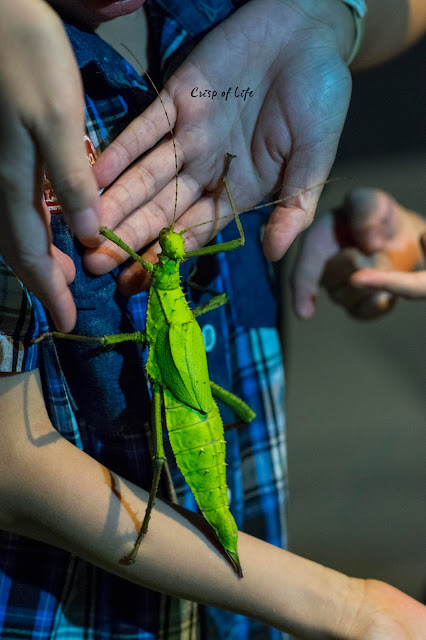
[180,177,345,237]
[120,43,179,231]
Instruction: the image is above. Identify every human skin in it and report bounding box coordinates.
[87,0,426,298]
[292,189,426,318]
[0,0,145,332]
[1,3,426,634]
[50,0,146,24]
[0,1,425,329]
[1,368,426,639]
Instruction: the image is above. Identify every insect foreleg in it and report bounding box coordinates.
[121,384,166,565]
[210,381,256,423]
[184,154,245,259]
[99,226,154,273]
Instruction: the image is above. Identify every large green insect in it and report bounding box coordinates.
[36,153,255,577]
[102,154,255,575]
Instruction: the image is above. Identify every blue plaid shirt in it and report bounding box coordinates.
[0,2,289,638]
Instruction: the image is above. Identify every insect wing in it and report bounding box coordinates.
[156,321,213,413]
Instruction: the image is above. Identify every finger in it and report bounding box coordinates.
[84,170,202,275]
[98,138,184,230]
[25,255,77,332]
[351,268,426,299]
[262,148,336,262]
[291,215,339,319]
[51,245,76,285]
[0,133,77,331]
[0,212,77,332]
[93,93,177,188]
[30,45,100,243]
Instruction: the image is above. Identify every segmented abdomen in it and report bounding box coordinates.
[163,388,240,572]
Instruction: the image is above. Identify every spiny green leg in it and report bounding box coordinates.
[186,268,229,317]
[120,384,166,565]
[211,381,256,423]
[193,292,228,317]
[32,331,146,346]
[184,153,245,259]
[99,227,154,273]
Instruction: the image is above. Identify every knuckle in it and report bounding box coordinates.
[45,100,68,128]
[153,200,173,229]
[105,182,133,218]
[136,163,157,195]
[110,137,134,168]
[45,98,81,129]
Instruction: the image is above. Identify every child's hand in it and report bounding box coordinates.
[88,0,355,294]
[0,0,99,331]
[351,232,426,298]
[292,189,426,319]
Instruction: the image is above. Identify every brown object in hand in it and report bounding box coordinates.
[321,248,396,319]
[383,241,423,272]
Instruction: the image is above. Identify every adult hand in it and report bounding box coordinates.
[292,188,426,319]
[0,0,100,331]
[88,0,355,293]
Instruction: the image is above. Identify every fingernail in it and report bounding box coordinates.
[69,208,99,238]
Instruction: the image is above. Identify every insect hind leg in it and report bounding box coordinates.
[185,265,229,317]
[33,331,146,346]
[120,384,166,565]
[192,292,228,317]
[210,381,256,423]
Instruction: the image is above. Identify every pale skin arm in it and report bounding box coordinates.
[1,370,425,639]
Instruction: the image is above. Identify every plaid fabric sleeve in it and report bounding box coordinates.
[0,257,39,372]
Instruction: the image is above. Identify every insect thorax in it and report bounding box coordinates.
[152,255,181,290]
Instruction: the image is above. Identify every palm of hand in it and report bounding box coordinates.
[89,0,351,292]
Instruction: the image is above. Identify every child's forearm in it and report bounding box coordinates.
[2,370,425,639]
[0,368,359,638]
